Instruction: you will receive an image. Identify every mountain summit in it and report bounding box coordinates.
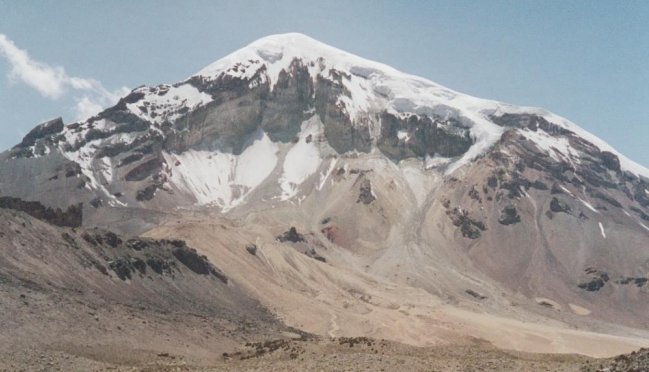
[2,33,649,360]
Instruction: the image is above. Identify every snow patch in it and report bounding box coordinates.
[60,144,125,205]
[559,185,574,197]
[164,131,278,210]
[127,84,212,124]
[279,117,323,200]
[578,198,600,214]
[97,156,113,184]
[520,129,576,163]
[598,222,606,239]
[235,131,280,187]
[424,154,453,169]
[317,158,338,191]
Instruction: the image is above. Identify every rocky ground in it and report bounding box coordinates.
[0,208,290,372]
[3,335,636,372]
[582,348,649,372]
[1,207,647,371]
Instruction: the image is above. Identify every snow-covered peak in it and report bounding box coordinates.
[41,33,648,185]
[195,32,478,107]
[194,33,509,173]
[190,33,649,179]
[196,33,408,85]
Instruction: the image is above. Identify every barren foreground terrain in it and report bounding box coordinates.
[5,335,649,372]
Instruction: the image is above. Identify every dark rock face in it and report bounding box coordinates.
[498,205,521,225]
[109,258,134,280]
[616,277,648,287]
[64,162,82,178]
[634,183,649,208]
[245,244,258,255]
[261,60,314,142]
[118,153,144,167]
[630,207,649,221]
[578,268,648,292]
[377,112,473,161]
[599,151,621,172]
[588,189,622,208]
[0,197,82,227]
[314,73,372,154]
[468,186,482,202]
[578,268,610,291]
[274,226,326,262]
[486,167,551,201]
[465,289,487,300]
[357,179,376,205]
[530,180,548,191]
[135,184,159,201]
[103,231,122,247]
[61,232,79,248]
[124,157,163,182]
[277,227,305,243]
[578,277,606,291]
[89,197,103,209]
[579,168,618,189]
[172,74,269,154]
[172,245,227,282]
[69,230,229,283]
[18,117,65,147]
[305,248,326,262]
[9,117,66,158]
[549,197,571,214]
[446,207,486,239]
[145,257,175,275]
[550,183,564,195]
[487,176,498,189]
[491,113,572,136]
[81,230,123,247]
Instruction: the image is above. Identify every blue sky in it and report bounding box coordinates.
[1,0,648,166]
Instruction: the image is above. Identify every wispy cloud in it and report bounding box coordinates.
[0,33,128,121]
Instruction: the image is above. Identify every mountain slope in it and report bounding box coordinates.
[0,208,289,368]
[1,33,649,361]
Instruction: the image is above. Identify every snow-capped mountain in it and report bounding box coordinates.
[2,33,649,333]
[3,33,647,214]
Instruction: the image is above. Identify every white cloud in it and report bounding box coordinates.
[73,86,130,121]
[74,96,105,122]
[0,33,128,121]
